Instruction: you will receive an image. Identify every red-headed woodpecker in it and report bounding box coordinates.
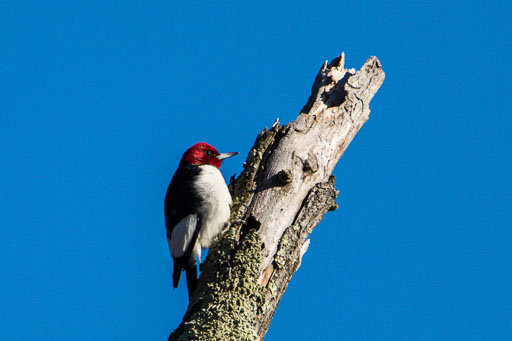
[164,142,238,297]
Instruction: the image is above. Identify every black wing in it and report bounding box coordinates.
[164,163,202,296]
[164,164,202,239]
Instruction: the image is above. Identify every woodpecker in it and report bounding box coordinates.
[164,142,238,298]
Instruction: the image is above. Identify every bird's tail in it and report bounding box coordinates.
[185,265,198,297]
[172,260,183,288]
[172,256,198,298]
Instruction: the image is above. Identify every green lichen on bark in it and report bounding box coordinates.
[274,224,301,268]
[169,229,265,341]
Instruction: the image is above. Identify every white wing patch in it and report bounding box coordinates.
[168,214,198,258]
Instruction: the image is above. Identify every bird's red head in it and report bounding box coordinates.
[181,142,238,169]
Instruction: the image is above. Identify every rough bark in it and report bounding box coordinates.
[168,53,385,341]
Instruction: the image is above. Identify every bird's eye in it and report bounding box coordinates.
[205,150,213,156]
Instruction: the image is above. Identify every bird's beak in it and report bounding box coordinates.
[217,152,239,160]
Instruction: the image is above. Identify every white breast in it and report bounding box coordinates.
[194,165,232,249]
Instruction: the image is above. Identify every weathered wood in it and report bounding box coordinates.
[255,176,339,337]
[251,53,384,273]
[168,53,384,340]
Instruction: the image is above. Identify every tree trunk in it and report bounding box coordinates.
[168,53,385,341]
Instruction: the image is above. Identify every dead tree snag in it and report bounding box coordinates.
[169,53,385,341]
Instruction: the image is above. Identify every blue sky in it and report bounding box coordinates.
[1,1,511,340]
